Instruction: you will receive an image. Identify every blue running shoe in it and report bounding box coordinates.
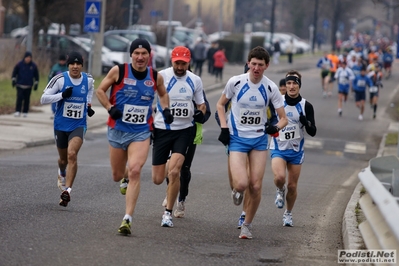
[237,214,245,229]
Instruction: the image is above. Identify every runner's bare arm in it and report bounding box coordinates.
[96,65,119,111]
[156,73,170,110]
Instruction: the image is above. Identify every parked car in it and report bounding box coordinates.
[10,26,28,38]
[104,29,157,47]
[208,31,231,43]
[257,32,310,55]
[15,34,113,74]
[104,29,165,68]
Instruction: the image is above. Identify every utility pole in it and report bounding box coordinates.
[129,0,135,27]
[218,0,223,39]
[270,0,276,49]
[92,0,106,77]
[166,0,174,67]
[331,0,341,51]
[27,0,34,52]
[312,0,319,53]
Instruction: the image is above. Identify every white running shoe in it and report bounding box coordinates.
[231,189,243,206]
[239,224,253,239]
[358,114,363,121]
[174,201,185,218]
[274,187,285,209]
[57,169,66,191]
[162,196,167,207]
[14,112,20,117]
[161,211,174,227]
[283,211,293,227]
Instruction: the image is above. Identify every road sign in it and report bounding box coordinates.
[84,0,101,33]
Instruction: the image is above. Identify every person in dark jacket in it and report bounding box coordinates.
[11,51,39,117]
[48,54,68,119]
[206,42,218,75]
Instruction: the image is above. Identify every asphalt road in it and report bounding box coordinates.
[0,67,397,265]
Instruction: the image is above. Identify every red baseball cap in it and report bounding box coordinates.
[171,46,191,63]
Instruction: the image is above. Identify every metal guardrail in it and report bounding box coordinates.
[358,155,399,251]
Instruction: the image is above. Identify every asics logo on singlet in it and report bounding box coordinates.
[172,102,188,107]
[127,107,145,113]
[179,88,187,93]
[243,110,260,116]
[67,103,83,109]
[281,125,297,132]
[249,96,257,101]
[286,111,294,117]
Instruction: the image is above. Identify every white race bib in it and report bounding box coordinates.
[369,86,378,93]
[239,108,263,125]
[63,102,84,119]
[339,77,348,84]
[122,104,149,124]
[170,100,192,118]
[279,123,300,141]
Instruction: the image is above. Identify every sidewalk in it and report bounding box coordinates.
[0,53,318,151]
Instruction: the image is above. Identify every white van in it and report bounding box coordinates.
[156,21,182,27]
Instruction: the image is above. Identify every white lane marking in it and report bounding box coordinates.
[344,142,367,154]
[304,139,323,149]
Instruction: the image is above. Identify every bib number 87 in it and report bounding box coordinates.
[284,131,295,139]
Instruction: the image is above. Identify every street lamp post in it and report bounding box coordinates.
[218,0,223,39]
[27,0,35,52]
[166,0,174,67]
[129,0,135,27]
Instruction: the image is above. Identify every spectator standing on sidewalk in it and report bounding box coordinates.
[213,47,228,82]
[273,40,281,64]
[286,39,295,64]
[48,54,68,119]
[40,51,95,207]
[11,51,39,117]
[206,41,218,75]
[193,38,207,77]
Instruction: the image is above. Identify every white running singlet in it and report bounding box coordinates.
[154,68,205,130]
[223,73,283,138]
